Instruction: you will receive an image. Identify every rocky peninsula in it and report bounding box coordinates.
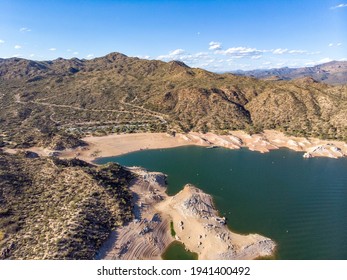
[97,168,276,260]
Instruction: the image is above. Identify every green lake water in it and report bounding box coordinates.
[161,241,198,260]
[96,146,347,260]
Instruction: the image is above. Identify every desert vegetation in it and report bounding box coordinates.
[0,151,134,259]
[0,53,346,151]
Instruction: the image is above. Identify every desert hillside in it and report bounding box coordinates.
[0,151,134,259]
[0,53,346,151]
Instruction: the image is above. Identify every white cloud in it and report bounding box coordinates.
[170,49,185,56]
[19,27,31,32]
[86,54,94,58]
[308,58,338,66]
[29,54,35,58]
[157,49,186,60]
[12,54,22,58]
[305,61,316,66]
[273,49,303,54]
[0,40,4,44]
[156,45,323,72]
[217,46,305,57]
[14,45,22,49]
[193,52,209,58]
[209,41,222,50]
[305,58,334,66]
[157,44,317,70]
[238,63,251,68]
[317,57,333,64]
[215,47,263,57]
[272,48,288,54]
[271,48,308,55]
[329,43,342,47]
[285,62,299,67]
[330,3,347,9]
[251,55,262,60]
[137,55,150,59]
[49,48,56,51]
[288,49,307,54]
[67,49,79,55]
[157,50,213,67]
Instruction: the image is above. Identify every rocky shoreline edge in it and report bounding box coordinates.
[57,130,347,162]
[97,168,276,260]
[5,130,346,162]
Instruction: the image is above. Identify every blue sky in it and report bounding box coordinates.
[0,0,346,71]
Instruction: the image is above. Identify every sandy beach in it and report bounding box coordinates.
[97,168,276,260]
[57,130,347,162]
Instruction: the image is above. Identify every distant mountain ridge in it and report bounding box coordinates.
[232,61,347,85]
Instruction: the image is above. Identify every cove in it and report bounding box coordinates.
[161,241,198,260]
[95,146,347,260]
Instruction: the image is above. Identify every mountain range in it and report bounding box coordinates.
[0,53,346,150]
[232,61,347,85]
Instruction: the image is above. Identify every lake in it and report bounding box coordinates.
[95,146,347,260]
[161,241,198,260]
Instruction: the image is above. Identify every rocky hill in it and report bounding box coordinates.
[0,151,134,259]
[0,53,346,149]
[233,61,347,85]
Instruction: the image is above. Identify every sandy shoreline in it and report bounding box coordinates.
[97,168,173,260]
[97,168,276,260]
[56,130,347,163]
[5,130,346,259]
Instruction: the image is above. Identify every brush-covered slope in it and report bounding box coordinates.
[0,151,134,259]
[1,52,347,148]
